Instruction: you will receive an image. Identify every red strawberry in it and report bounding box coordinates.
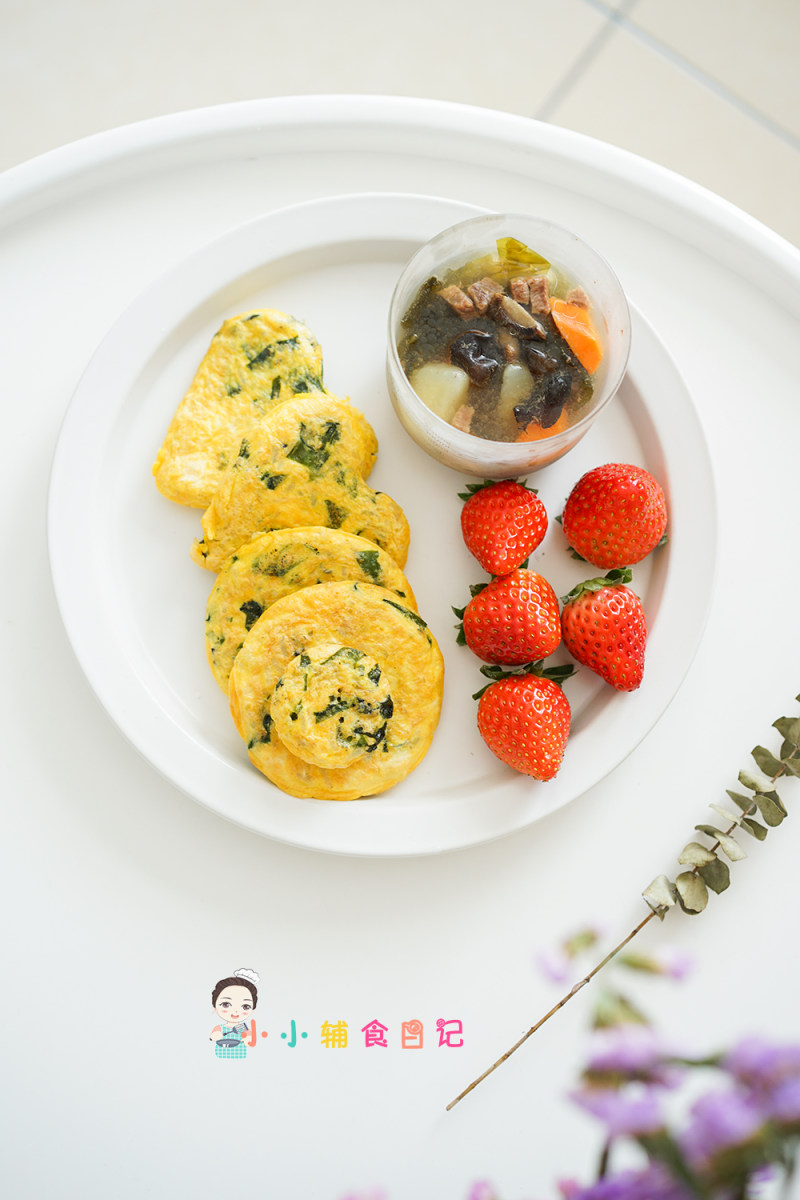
[560,569,647,691]
[476,668,572,781]
[460,479,548,575]
[561,463,667,569]
[456,568,561,665]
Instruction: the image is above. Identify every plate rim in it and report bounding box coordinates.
[3,96,799,293]
[47,190,718,857]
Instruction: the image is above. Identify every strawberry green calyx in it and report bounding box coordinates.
[473,660,575,700]
[457,477,534,502]
[453,581,489,644]
[560,568,633,606]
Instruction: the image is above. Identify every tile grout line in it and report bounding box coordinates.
[541,0,800,155]
[533,2,635,123]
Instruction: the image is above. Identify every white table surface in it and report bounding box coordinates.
[2,95,799,1200]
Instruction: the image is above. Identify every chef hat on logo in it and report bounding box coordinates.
[233,968,260,987]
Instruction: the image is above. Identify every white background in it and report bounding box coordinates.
[2,5,800,1197]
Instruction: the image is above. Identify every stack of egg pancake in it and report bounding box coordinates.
[153,308,444,801]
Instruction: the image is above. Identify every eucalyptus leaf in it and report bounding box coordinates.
[591,989,649,1028]
[710,803,742,826]
[738,766,774,794]
[676,871,709,914]
[726,790,756,813]
[753,790,787,827]
[695,823,724,839]
[564,928,599,957]
[751,745,784,776]
[678,841,717,867]
[782,756,800,777]
[764,786,787,810]
[741,817,768,841]
[716,831,747,862]
[694,825,746,860]
[616,952,665,975]
[773,715,800,747]
[642,874,678,918]
[698,856,730,893]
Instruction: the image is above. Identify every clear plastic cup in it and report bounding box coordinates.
[386,212,631,477]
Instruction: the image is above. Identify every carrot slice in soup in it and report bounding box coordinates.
[515,409,571,442]
[550,299,604,374]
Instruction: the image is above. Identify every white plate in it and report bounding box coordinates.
[48,191,716,857]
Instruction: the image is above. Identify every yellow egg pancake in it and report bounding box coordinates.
[192,394,409,572]
[228,581,444,801]
[152,309,325,507]
[205,527,417,692]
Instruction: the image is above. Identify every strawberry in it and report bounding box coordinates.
[560,568,647,691]
[455,568,561,665]
[561,463,667,569]
[460,479,548,575]
[476,664,572,781]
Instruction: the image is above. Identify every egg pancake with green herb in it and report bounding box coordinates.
[153,309,325,507]
[205,527,417,691]
[229,581,444,801]
[192,393,409,572]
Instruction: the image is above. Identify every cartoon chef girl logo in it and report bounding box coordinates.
[210,969,259,1059]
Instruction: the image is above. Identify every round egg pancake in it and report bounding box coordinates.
[229,581,444,801]
[192,393,409,572]
[206,527,417,691]
[153,309,326,508]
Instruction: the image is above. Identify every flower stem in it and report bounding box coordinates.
[597,1138,612,1180]
[446,910,657,1110]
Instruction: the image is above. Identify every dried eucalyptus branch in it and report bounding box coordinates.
[642,699,800,918]
[446,694,800,1111]
[445,911,656,1111]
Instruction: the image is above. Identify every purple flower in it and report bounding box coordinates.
[536,945,572,985]
[765,1077,800,1126]
[725,1036,800,1091]
[680,1088,764,1167]
[561,1177,634,1200]
[571,1085,664,1137]
[537,927,604,985]
[617,947,694,981]
[587,1025,664,1074]
[558,1181,581,1199]
[338,1191,387,1200]
[650,946,694,981]
[559,1163,693,1200]
[584,1025,682,1087]
[466,1184,496,1200]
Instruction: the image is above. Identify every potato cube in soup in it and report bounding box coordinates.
[409,363,470,422]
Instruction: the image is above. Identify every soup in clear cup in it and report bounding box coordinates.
[386,212,631,477]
